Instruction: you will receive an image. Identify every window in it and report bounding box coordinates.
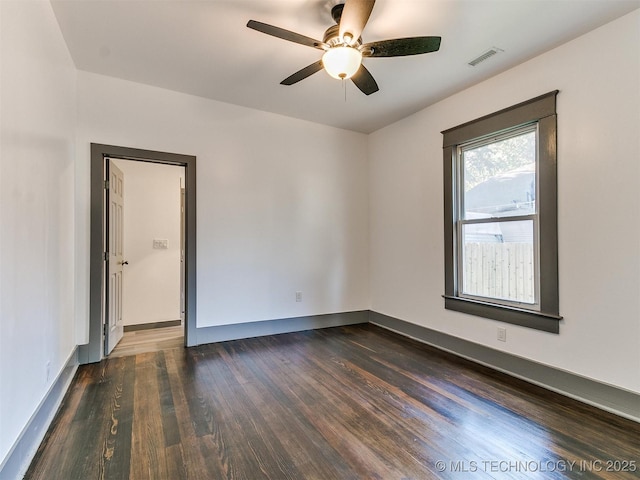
[442,91,561,333]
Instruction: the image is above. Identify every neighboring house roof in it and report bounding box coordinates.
[465,163,535,217]
[464,164,535,243]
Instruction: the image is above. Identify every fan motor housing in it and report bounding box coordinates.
[323,24,362,48]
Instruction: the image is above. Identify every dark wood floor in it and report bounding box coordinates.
[26,324,640,479]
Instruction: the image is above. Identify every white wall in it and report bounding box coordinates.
[112,160,184,326]
[0,0,77,466]
[76,72,370,332]
[369,10,640,393]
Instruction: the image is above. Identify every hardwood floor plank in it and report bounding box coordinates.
[130,352,169,480]
[249,333,460,479]
[155,351,181,448]
[217,339,360,479]
[103,356,136,480]
[163,349,217,479]
[25,324,640,480]
[206,343,305,479]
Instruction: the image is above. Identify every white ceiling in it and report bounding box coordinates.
[51,0,639,133]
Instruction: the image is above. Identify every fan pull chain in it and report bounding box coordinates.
[343,78,347,102]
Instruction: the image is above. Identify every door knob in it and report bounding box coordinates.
[121,260,129,265]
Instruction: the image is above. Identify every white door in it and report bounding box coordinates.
[105,161,125,354]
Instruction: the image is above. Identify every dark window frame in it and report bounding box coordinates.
[442,91,562,333]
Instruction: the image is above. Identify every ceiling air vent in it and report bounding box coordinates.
[468,47,503,67]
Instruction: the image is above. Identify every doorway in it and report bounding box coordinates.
[79,144,197,364]
[107,158,186,356]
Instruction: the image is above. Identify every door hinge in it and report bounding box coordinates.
[103,323,108,336]
[104,180,110,190]
[104,251,109,261]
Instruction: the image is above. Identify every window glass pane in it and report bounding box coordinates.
[461,220,535,304]
[463,130,536,219]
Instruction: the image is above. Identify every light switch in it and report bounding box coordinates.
[153,238,168,249]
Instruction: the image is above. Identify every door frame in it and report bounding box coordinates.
[79,143,197,364]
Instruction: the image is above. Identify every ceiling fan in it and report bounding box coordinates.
[247,0,441,95]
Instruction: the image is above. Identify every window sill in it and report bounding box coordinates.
[443,295,562,333]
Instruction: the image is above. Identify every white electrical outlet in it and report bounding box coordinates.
[295,291,302,302]
[497,327,507,342]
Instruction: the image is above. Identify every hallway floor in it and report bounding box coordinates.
[110,325,183,358]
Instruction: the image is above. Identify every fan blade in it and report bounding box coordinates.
[363,37,441,57]
[247,20,325,49]
[339,0,375,45]
[281,60,324,85]
[351,64,379,95]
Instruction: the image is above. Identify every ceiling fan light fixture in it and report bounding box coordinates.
[322,46,362,80]
[247,0,441,95]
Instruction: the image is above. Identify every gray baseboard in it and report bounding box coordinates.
[124,319,182,332]
[0,347,79,480]
[369,311,640,423]
[193,310,369,345]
